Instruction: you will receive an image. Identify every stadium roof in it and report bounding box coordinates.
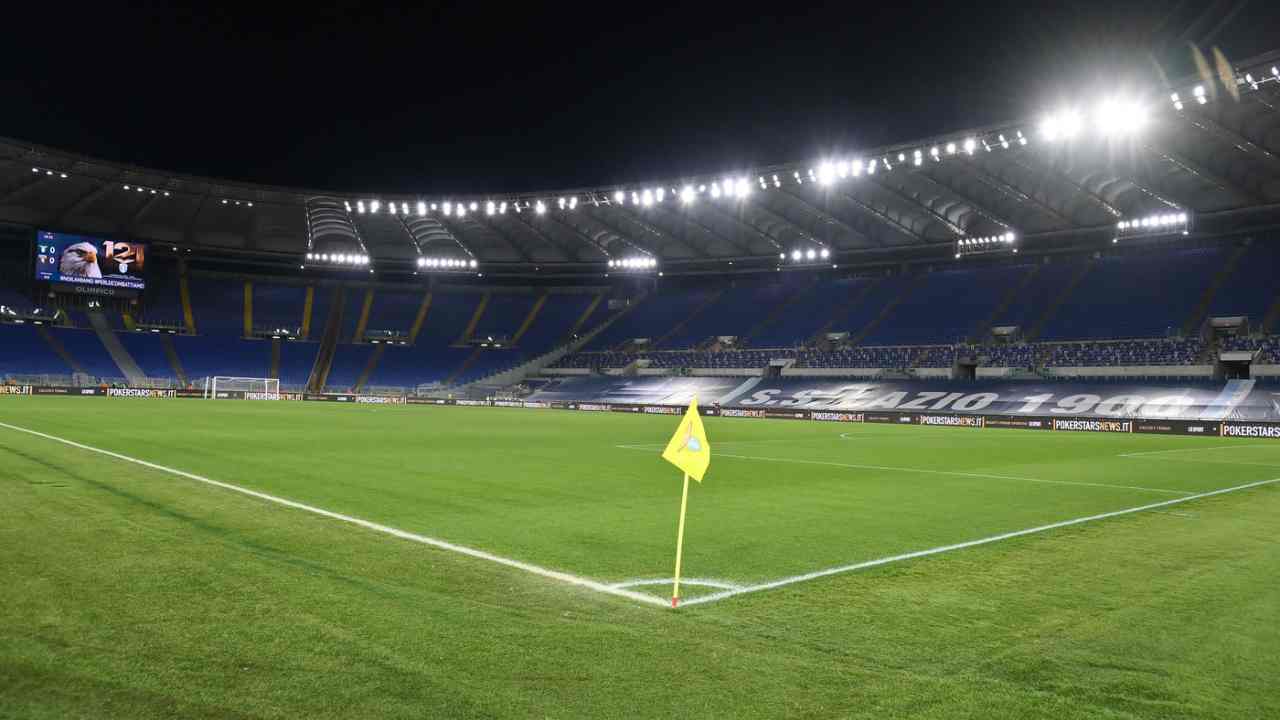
[3,50,1280,276]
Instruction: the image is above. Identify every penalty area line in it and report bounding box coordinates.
[680,476,1280,607]
[0,421,669,609]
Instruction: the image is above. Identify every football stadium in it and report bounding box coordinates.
[3,6,1280,718]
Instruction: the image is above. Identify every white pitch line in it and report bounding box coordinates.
[615,445,1192,496]
[679,476,1280,607]
[610,577,744,591]
[0,421,668,609]
[1119,444,1262,458]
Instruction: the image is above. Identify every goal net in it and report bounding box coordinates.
[204,376,280,400]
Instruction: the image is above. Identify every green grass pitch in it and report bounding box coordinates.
[2,397,1278,718]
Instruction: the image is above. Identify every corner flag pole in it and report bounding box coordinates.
[671,472,691,608]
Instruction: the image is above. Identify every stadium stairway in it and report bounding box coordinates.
[454,293,491,345]
[34,325,87,375]
[1182,244,1249,334]
[160,335,188,386]
[301,286,316,340]
[814,277,881,339]
[1025,258,1093,340]
[86,312,146,383]
[306,287,345,392]
[742,276,821,345]
[407,291,433,343]
[242,281,254,338]
[178,259,197,334]
[651,288,724,349]
[971,265,1040,341]
[460,290,648,390]
[444,349,482,386]
[849,276,921,346]
[510,293,548,345]
[353,345,385,391]
[352,288,375,342]
[566,293,604,338]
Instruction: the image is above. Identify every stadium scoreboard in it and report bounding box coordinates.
[34,229,147,296]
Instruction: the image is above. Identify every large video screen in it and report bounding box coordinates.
[34,230,147,292]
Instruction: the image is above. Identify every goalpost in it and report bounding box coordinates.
[203,376,281,400]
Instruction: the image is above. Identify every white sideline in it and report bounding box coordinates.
[616,445,1193,496]
[0,421,669,609]
[678,476,1280,607]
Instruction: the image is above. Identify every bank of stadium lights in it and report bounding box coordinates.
[607,257,658,271]
[1115,212,1189,242]
[415,257,477,270]
[121,183,172,197]
[305,252,370,267]
[220,198,253,207]
[783,247,831,264]
[32,167,69,179]
[955,232,1017,259]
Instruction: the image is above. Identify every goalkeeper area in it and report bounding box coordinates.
[2,397,1278,718]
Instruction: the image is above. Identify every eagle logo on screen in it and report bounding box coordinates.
[58,242,102,279]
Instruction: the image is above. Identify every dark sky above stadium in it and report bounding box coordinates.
[4,1,1277,195]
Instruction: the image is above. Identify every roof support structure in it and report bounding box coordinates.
[183,192,211,246]
[1,174,52,204]
[544,213,613,258]
[737,197,822,247]
[438,215,510,261]
[502,213,582,261]
[860,176,966,236]
[1142,141,1265,204]
[461,213,535,262]
[699,201,783,252]
[596,204,707,258]
[1009,152,1122,220]
[774,186,874,244]
[956,157,1075,227]
[904,170,1019,232]
[1179,107,1280,174]
[650,203,753,256]
[830,186,926,244]
[121,194,162,236]
[54,175,124,225]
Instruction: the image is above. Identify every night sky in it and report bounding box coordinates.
[4,1,1276,195]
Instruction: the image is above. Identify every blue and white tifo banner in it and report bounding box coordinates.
[527,376,1280,422]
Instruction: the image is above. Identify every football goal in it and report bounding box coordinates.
[203,376,281,400]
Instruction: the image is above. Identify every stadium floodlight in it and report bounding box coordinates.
[654,188,663,203]
[791,249,802,261]
[998,134,1009,149]
[642,189,654,207]
[1170,92,1184,111]
[1193,85,1207,104]
[851,159,864,177]
[401,202,409,215]
[456,204,467,218]
[820,248,830,259]
[806,249,817,260]
[945,142,956,155]
[710,183,722,199]
[912,149,923,167]
[470,259,477,268]
[607,259,614,268]
[614,190,625,203]
[779,253,785,260]
[736,177,750,197]
[836,160,849,178]
[680,185,695,204]
[963,137,977,155]
[370,200,380,214]
[930,146,940,160]
[570,195,579,209]
[772,174,781,187]
[817,162,835,185]
[535,200,546,215]
[469,202,478,212]
[417,201,426,216]
[1095,99,1147,136]
[388,202,397,215]
[499,201,507,214]
[443,201,453,216]
[557,197,566,210]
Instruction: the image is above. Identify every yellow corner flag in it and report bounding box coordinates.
[661,397,711,482]
[662,397,711,608]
